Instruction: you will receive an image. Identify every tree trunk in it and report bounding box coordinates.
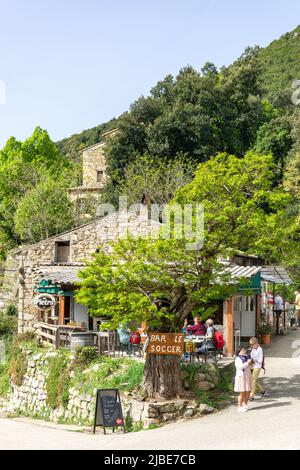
[143,354,183,399]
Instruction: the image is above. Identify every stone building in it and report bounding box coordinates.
[68,128,117,204]
[15,209,161,334]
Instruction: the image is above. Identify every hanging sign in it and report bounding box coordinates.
[33,293,56,309]
[148,333,185,356]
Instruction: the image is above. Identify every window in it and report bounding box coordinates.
[97,170,104,183]
[55,241,70,263]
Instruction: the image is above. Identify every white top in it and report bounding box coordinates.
[275,295,284,311]
[235,356,250,377]
[250,346,264,368]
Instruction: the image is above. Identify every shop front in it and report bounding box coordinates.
[32,269,91,347]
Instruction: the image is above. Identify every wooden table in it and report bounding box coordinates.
[94,331,116,356]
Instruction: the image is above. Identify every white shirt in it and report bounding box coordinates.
[235,356,250,377]
[250,346,263,368]
[275,295,284,311]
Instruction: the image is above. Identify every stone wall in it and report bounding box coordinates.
[82,142,107,188]
[2,351,223,429]
[17,210,161,332]
[0,253,19,313]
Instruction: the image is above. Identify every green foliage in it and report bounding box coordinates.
[0,314,17,337]
[175,151,292,262]
[258,25,300,98]
[8,333,43,387]
[217,364,235,392]
[0,337,12,397]
[4,303,18,317]
[0,127,76,254]
[73,346,98,367]
[257,323,273,335]
[124,416,144,432]
[104,53,267,200]
[56,119,119,165]
[45,351,70,410]
[0,362,10,397]
[9,351,27,386]
[14,174,76,243]
[71,356,144,395]
[77,151,291,335]
[105,153,196,207]
[254,114,293,178]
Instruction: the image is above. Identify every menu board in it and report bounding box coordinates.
[93,389,125,434]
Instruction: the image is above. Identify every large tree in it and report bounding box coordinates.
[103,50,268,203]
[76,152,290,398]
[0,127,75,255]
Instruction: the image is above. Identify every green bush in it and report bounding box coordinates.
[71,357,144,395]
[56,367,70,409]
[0,363,10,396]
[73,346,98,367]
[9,351,28,386]
[0,315,17,337]
[16,331,36,343]
[5,304,18,317]
[46,351,70,410]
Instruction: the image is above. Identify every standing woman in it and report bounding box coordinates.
[234,346,252,412]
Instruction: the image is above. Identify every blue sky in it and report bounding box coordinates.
[0,0,300,148]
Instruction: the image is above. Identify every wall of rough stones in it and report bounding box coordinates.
[82,142,107,188]
[16,210,161,332]
[3,352,222,429]
[0,253,19,313]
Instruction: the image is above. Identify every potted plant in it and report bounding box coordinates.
[257,323,273,345]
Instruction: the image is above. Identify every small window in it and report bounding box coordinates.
[55,241,70,263]
[97,170,104,183]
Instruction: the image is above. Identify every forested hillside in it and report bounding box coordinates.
[259,25,300,98]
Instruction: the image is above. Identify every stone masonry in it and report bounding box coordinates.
[3,351,221,428]
[16,209,161,332]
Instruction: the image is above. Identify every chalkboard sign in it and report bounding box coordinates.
[93,389,125,434]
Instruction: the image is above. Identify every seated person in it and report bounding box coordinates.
[187,316,207,336]
[117,323,131,347]
[182,318,189,335]
[197,319,215,354]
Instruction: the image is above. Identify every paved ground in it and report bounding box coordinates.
[1,329,300,450]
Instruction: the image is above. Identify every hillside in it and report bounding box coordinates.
[55,117,119,164]
[56,25,300,162]
[259,25,300,97]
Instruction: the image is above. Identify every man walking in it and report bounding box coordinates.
[274,292,284,335]
[249,337,266,401]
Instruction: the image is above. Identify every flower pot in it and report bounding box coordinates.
[262,334,271,345]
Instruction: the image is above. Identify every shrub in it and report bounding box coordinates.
[46,351,70,410]
[0,315,17,337]
[16,331,36,343]
[5,303,18,317]
[9,351,28,386]
[0,363,10,396]
[56,367,70,409]
[73,346,98,367]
